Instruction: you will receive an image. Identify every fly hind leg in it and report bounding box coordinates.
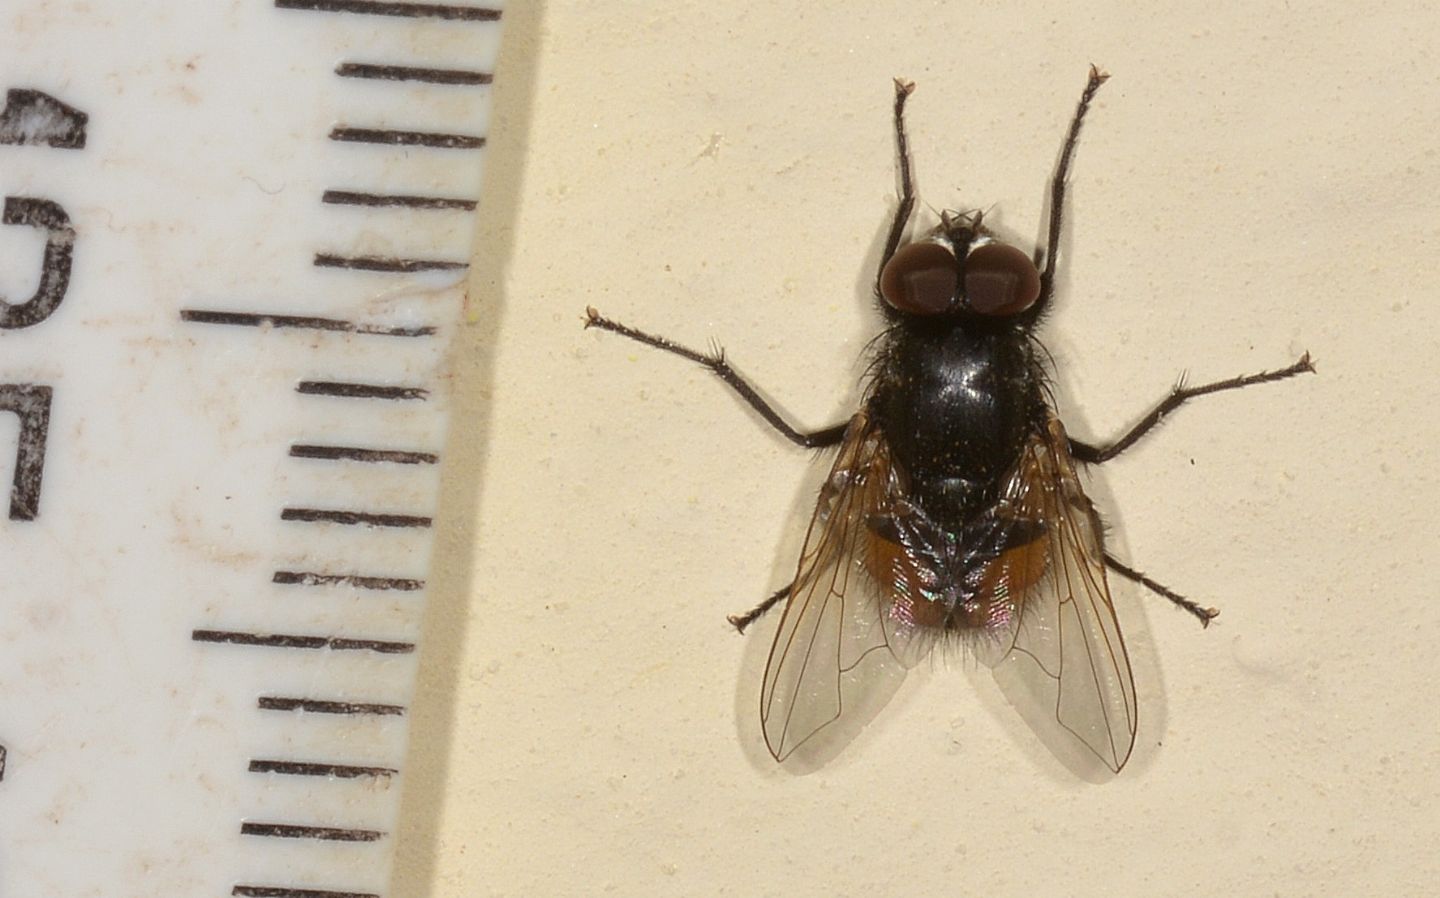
[1075,352,1316,627]
[727,584,791,634]
[1104,554,1218,628]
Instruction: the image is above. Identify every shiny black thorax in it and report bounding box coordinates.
[867,316,1047,536]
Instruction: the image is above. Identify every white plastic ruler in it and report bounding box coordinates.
[0,2,505,895]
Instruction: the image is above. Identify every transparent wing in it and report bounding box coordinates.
[988,415,1138,775]
[760,410,912,761]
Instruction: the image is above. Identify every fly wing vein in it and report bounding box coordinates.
[760,412,900,760]
[993,421,1138,774]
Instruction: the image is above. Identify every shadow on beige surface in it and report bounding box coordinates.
[389,2,546,893]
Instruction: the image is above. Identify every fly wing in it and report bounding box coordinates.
[987,415,1138,775]
[760,410,910,761]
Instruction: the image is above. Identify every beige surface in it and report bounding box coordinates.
[396,3,1439,895]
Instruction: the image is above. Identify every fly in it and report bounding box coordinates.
[584,68,1314,774]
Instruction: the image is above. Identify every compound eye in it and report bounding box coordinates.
[879,242,958,315]
[964,243,1041,316]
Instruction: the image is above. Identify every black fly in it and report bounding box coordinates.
[585,68,1314,773]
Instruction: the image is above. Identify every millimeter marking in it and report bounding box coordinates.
[335,62,492,86]
[249,759,398,778]
[289,444,438,465]
[322,190,477,210]
[191,630,415,654]
[242,822,385,842]
[257,696,406,716]
[313,253,467,273]
[233,886,380,898]
[275,0,501,21]
[280,508,432,528]
[295,381,430,400]
[180,309,436,338]
[329,126,485,150]
[272,570,425,590]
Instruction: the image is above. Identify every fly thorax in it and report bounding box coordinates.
[871,325,1040,528]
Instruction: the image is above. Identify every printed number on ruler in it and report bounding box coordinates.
[0,87,84,787]
[0,89,82,525]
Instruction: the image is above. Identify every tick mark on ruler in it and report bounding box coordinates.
[181,309,435,338]
[249,759,398,779]
[276,0,501,21]
[242,821,385,842]
[258,696,406,716]
[335,62,493,86]
[290,444,437,465]
[314,253,467,273]
[296,380,429,400]
[273,570,425,590]
[330,126,485,150]
[231,886,377,892]
[281,507,432,528]
[233,887,379,898]
[231,892,377,898]
[192,630,414,654]
[322,189,476,211]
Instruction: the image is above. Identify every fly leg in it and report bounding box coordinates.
[1033,65,1110,317]
[1072,353,1315,626]
[876,78,918,290]
[727,584,791,634]
[1104,554,1218,628]
[585,80,921,445]
[583,308,847,449]
[586,82,915,632]
[1068,353,1315,464]
[583,309,843,633]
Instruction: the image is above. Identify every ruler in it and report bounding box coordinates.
[0,2,504,895]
